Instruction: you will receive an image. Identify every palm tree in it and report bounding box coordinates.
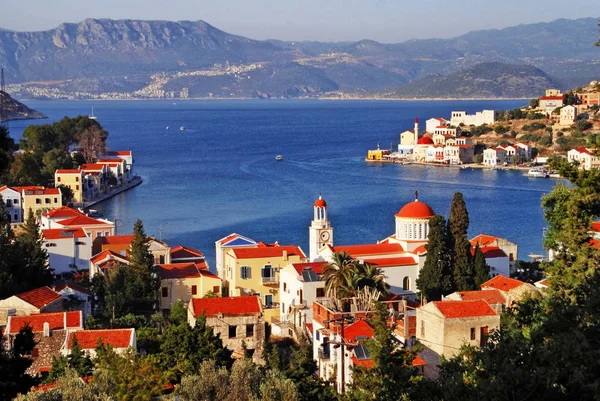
[322,251,356,299]
[352,262,390,298]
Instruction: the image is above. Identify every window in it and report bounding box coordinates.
[97,232,102,238]
[45,243,57,247]
[241,266,250,279]
[316,331,320,341]
[421,321,425,337]
[76,177,79,182]
[262,265,273,278]
[57,177,61,182]
[246,324,254,337]
[159,255,165,264]
[76,185,79,190]
[228,325,237,338]
[36,199,41,204]
[13,199,18,205]
[13,214,18,222]
[76,241,86,246]
[283,282,287,292]
[105,231,109,236]
[191,285,197,295]
[265,294,273,308]
[54,198,58,203]
[120,250,127,256]
[161,287,168,297]
[213,286,220,293]
[316,288,325,298]
[470,328,476,340]
[402,276,410,291]
[45,198,51,204]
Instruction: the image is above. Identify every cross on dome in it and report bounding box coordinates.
[415,190,419,201]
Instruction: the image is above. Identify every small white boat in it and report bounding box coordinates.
[276,155,283,161]
[166,126,170,130]
[89,107,97,120]
[527,168,549,178]
[180,126,185,131]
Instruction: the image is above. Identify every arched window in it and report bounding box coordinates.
[403,276,410,291]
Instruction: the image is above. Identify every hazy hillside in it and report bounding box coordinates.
[378,63,560,99]
[0,90,46,120]
[0,17,598,99]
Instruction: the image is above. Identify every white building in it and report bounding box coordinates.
[309,195,334,261]
[0,186,22,223]
[215,233,258,279]
[515,143,533,161]
[104,150,134,179]
[425,117,447,134]
[398,116,420,156]
[568,148,600,170]
[42,227,93,275]
[450,110,495,127]
[483,148,507,166]
[559,105,577,126]
[279,262,326,328]
[539,95,564,114]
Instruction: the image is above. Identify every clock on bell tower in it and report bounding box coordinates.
[309,194,333,261]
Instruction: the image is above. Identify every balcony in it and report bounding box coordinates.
[318,347,330,360]
[261,276,279,285]
[291,299,308,309]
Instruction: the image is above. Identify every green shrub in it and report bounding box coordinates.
[527,112,547,120]
[494,125,509,134]
[540,134,553,147]
[576,120,593,131]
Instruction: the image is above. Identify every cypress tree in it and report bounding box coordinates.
[448,192,476,291]
[129,219,158,309]
[473,244,490,287]
[416,215,453,302]
[17,209,52,288]
[0,195,17,298]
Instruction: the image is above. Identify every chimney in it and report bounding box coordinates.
[43,322,50,337]
[283,250,288,261]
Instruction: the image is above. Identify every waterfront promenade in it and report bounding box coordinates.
[79,175,143,210]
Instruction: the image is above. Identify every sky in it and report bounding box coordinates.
[0,0,598,43]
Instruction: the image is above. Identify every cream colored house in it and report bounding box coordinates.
[568,148,600,170]
[157,262,222,310]
[54,169,85,202]
[15,186,62,217]
[483,148,507,166]
[224,245,307,322]
[416,300,500,360]
[559,105,577,126]
[0,287,64,322]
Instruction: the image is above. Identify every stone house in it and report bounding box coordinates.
[187,296,264,360]
[62,329,137,358]
[0,287,64,324]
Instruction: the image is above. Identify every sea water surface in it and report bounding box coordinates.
[9,99,559,268]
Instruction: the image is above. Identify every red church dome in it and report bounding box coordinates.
[395,200,435,219]
[314,195,327,207]
[417,136,434,145]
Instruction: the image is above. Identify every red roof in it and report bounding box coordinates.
[456,289,506,305]
[470,234,499,247]
[395,200,435,219]
[412,355,427,367]
[80,164,106,171]
[414,244,427,255]
[540,95,564,100]
[57,215,111,227]
[157,263,206,280]
[90,249,130,264]
[396,315,416,337]
[7,311,82,334]
[292,262,327,275]
[433,300,497,318]
[592,222,600,232]
[43,227,87,240]
[170,245,204,259]
[55,169,83,175]
[478,246,507,259]
[97,234,134,245]
[417,136,434,145]
[314,195,327,207]
[481,276,525,292]
[11,186,45,194]
[44,206,86,219]
[363,256,416,267]
[21,187,60,196]
[351,356,375,368]
[191,296,261,317]
[97,158,123,163]
[434,117,446,122]
[15,287,62,309]
[343,320,374,344]
[575,147,592,155]
[232,245,305,259]
[54,281,92,296]
[68,329,134,349]
[105,150,132,156]
[332,242,404,257]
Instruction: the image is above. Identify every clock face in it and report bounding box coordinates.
[320,231,330,242]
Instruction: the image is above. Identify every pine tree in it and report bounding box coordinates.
[0,194,17,298]
[416,215,453,302]
[448,193,476,291]
[17,209,52,288]
[129,219,158,309]
[68,336,93,377]
[473,244,490,287]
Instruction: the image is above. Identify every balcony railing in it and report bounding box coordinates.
[261,276,279,285]
[291,299,308,309]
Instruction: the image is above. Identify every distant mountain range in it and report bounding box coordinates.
[0,91,46,120]
[0,17,598,99]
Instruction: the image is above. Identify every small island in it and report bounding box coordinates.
[0,90,47,121]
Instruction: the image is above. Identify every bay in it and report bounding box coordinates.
[9,99,558,269]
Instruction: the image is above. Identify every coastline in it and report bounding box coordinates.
[79,175,143,210]
[16,96,530,102]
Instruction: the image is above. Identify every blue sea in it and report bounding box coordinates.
[9,99,559,268]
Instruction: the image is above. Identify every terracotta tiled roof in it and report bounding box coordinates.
[292,262,327,275]
[470,234,499,247]
[191,296,261,317]
[412,355,427,367]
[343,320,374,344]
[481,275,525,292]
[80,164,106,171]
[105,150,132,156]
[433,300,497,318]
[57,215,110,227]
[11,186,45,193]
[456,289,506,305]
[15,287,62,309]
[540,95,563,100]
[97,158,123,163]
[157,263,204,280]
[478,246,507,259]
[332,242,404,257]
[170,245,204,260]
[54,281,92,296]
[414,244,427,255]
[90,249,130,264]
[55,169,83,175]
[232,245,305,259]
[590,222,600,232]
[363,256,417,267]
[44,206,85,219]
[96,234,134,245]
[68,329,134,349]
[351,356,375,368]
[18,187,61,195]
[7,311,82,334]
[43,227,87,240]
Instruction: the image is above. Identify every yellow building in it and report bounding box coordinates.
[366,148,391,161]
[14,186,62,217]
[157,262,222,310]
[224,245,307,322]
[55,169,85,202]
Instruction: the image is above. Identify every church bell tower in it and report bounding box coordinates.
[309,195,333,261]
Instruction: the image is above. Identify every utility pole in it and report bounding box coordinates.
[325,315,355,394]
